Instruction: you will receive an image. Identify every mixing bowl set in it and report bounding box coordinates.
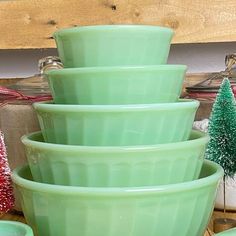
[12,25,224,236]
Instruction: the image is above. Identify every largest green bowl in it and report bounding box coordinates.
[12,161,223,236]
[33,99,199,146]
[53,25,174,67]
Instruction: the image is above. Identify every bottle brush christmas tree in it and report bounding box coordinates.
[206,78,236,233]
[0,131,14,212]
[206,78,236,177]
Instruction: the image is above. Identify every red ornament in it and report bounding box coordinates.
[0,131,14,212]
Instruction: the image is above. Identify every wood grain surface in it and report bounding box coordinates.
[0,210,25,223]
[1,0,236,49]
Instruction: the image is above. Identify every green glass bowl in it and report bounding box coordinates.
[53,25,174,67]
[216,228,236,235]
[12,160,223,236]
[21,130,209,187]
[46,65,187,105]
[33,99,199,146]
[0,221,33,236]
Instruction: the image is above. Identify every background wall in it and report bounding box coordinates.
[0,42,235,78]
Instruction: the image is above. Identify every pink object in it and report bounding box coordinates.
[0,131,14,212]
[0,86,52,105]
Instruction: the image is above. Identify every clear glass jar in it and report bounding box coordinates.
[0,56,62,211]
[5,56,63,98]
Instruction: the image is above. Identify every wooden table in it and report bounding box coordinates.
[0,210,25,223]
[3,210,236,236]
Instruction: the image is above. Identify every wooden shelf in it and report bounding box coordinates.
[1,0,236,49]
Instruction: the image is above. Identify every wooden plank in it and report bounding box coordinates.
[0,78,21,86]
[210,210,236,234]
[1,0,236,49]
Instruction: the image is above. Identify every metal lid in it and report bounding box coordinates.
[38,56,63,74]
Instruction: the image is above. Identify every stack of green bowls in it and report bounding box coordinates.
[12,25,224,236]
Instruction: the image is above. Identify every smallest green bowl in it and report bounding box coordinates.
[0,221,33,236]
[22,130,208,187]
[46,65,187,105]
[53,25,174,67]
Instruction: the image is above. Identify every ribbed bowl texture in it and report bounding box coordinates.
[0,221,33,236]
[33,99,199,146]
[46,65,187,105]
[12,160,223,236]
[22,130,209,187]
[53,25,173,67]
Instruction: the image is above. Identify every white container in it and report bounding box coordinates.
[215,175,236,211]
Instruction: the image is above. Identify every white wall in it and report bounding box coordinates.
[0,42,235,78]
[168,42,236,73]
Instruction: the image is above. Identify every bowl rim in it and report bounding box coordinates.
[33,99,200,112]
[21,129,209,153]
[53,25,174,38]
[12,161,223,196]
[0,220,33,236]
[45,64,187,76]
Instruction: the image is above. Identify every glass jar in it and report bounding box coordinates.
[3,56,63,101]
[185,53,236,121]
[0,56,62,211]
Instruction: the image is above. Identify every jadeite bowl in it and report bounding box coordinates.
[22,130,209,187]
[12,161,223,236]
[216,228,236,235]
[46,65,187,105]
[53,25,173,68]
[0,221,33,236]
[33,99,199,146]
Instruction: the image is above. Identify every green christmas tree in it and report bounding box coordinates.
[206,78,236,177]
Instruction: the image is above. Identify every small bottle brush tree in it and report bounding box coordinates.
[206,78,236,232]
[0,131,14,212]
[206,78,236,177]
